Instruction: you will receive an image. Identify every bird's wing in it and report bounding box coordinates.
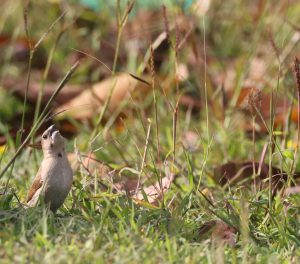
[26,167,43,203]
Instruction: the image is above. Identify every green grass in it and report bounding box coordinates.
[1,0,300,263]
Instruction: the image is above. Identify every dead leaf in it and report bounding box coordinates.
[191,0,211,17]
[114,178,140,195]
[0,35,46,68]
[179,95,201,111]
[283,186,300,196]
[182,131,200,152]
[228,86,292,133]
[68,152,111,178]
[212,221,237,246]
[236,87,262,112]
[115,163,175,205]
[133,173,175,205]
[177,63,189,81]
[243,56,267,88]
[213,161,300,194]
[2,73,83,105]
[55,73,150,120]
[199,220,237,246]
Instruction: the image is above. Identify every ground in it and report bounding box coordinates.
[0,0,300,263]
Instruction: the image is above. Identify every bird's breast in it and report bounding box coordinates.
[41,156,73,192]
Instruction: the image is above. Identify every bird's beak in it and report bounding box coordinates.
[47,124,57,136]
[46,124,60,142]
[51,130,60,141]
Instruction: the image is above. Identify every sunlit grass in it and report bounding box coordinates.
[1,0,300,263]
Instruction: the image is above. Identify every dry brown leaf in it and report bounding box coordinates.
[181,131,200,152]
[69,151,175,204]
[177,63,189,81]
[243,56,267,88]
[55,73,150,120]
[236,87,289,120]
[68,150,175,204]
[123,10,164,41]
[114,178,140,195]
[179,95,201,111]
[0,35,46,68]
[115,163,175,205]
[227,86,292,133]
[68,152,111,178]
[212,221,237,246]
[2,73,83,105]
[213,54,268,93]
[213,161,300,194]
[283,186,300,196]
[133,173,175,205]
[199,220,237,246]
[191,0,211,17]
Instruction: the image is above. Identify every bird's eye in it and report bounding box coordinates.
[42,134,47,139]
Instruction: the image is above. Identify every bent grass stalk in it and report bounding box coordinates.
[135,119,151,195]
[22,10,66,140]
[291,57,300,175]
[0,61,79,180]
[91,1,134,141]
[34,28,66,123]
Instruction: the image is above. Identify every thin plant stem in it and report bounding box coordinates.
[268,66,281,210]
[23,11,66,135]
[91,2,134,141]
[19,50,33,145]
[203,15,209,138]
[291,57,300,175]
[112,28,123,74]
[135,119,151,195]
[150,44,160,162]
[34,30,65,123]
[252,116,257,193]
[149,43,163,197]
[172,102,179,167]
[0,61,79,179]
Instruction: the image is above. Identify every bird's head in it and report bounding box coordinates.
[41,125,65,154]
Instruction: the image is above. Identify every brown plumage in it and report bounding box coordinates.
[26,125,73,212]
[26,168,42,203]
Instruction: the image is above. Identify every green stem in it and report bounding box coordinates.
[19,50,33,145]
[34,31,63,124]
[0,61,79,179]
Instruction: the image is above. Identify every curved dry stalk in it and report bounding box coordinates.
[0,61,79,180]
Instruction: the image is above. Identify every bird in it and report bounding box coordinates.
[26,125,73,213]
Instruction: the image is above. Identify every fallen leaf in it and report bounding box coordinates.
[115,162,175,205]
[133,172,175,205]
[213,161,300,194]
[2,73,83,106]
[69,152,111,178]
[283,186,300,196]
[191,0,211,17]
[181,131,200,152]
[55,73,150,120]
[226,86,291,134]
[199,220,237,246]
[243,56,267,88]
[69,149,174,205]
[179,95,201,111]
[0,35,46,68]
[211,221,237,246]
[177,63,189,81]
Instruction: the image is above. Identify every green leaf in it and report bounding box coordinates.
[282,149,294,160]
